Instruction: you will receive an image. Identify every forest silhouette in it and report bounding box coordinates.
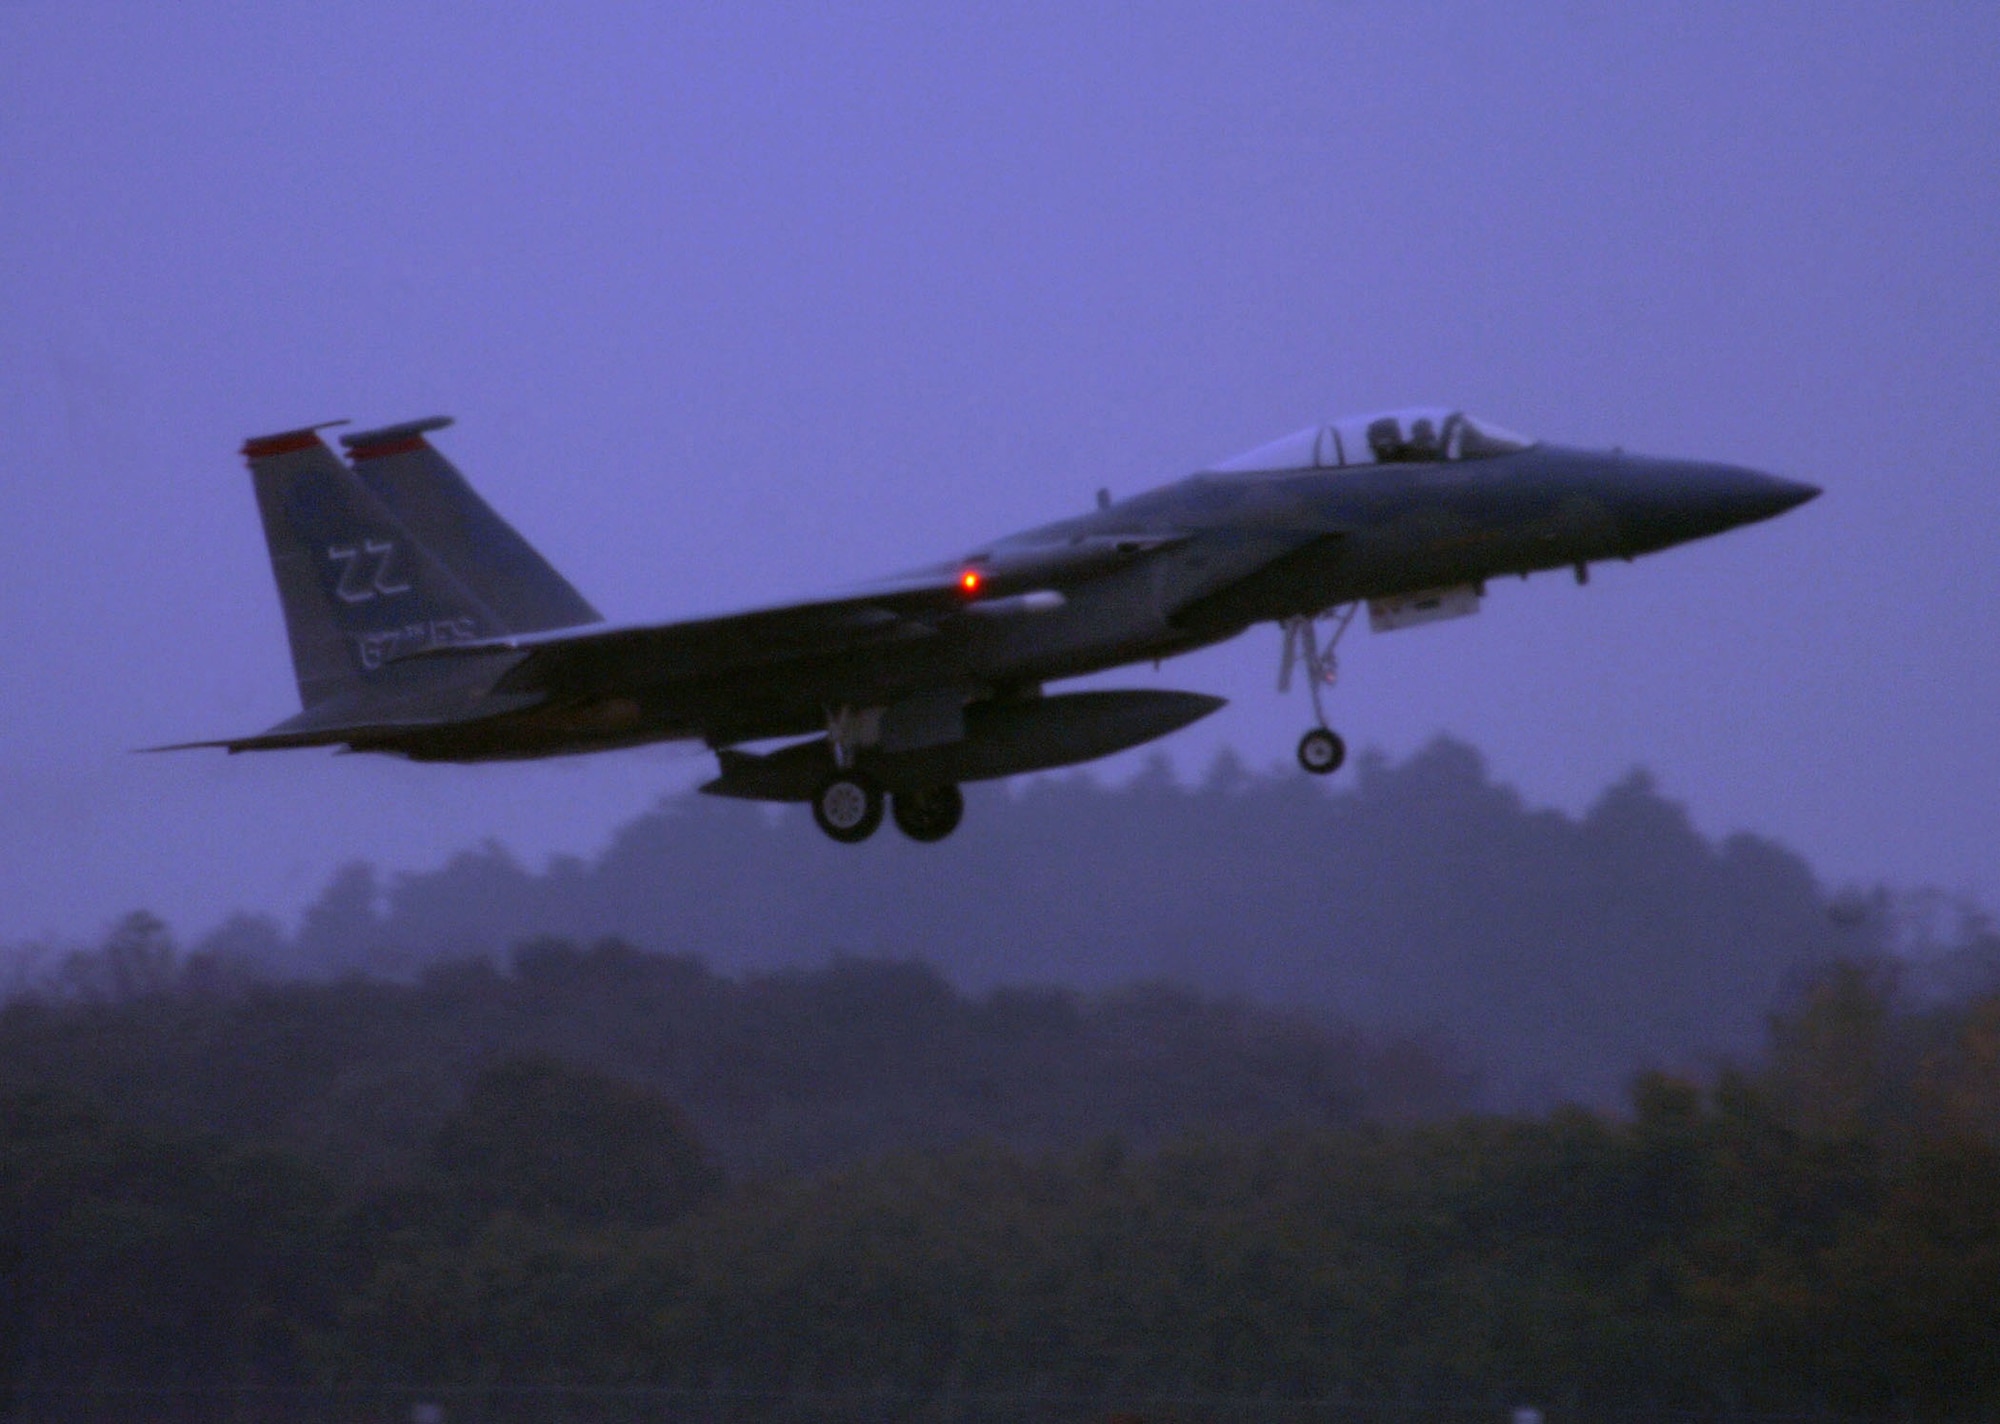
[197,736,1874,1105]
[4,739,1998,1418]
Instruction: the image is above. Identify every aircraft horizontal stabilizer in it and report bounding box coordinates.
[139,690,548,756]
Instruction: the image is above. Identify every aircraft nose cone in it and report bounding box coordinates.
[1778,476,1821,510]
[1608,456,1820,555]
[1713,466,1821,527]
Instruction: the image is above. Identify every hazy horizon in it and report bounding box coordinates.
[0,733,1976,951]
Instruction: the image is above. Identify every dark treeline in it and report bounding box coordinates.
[4,950,2000,1416]
[7,742,1998,1416]
[0,928,1466,1179]
[162,737,1909,1106]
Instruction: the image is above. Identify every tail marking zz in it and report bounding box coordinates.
[328,540,412,603]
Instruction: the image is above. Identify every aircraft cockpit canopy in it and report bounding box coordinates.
[1205,408,1533,475]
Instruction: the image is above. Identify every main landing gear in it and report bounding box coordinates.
[1279,605,1358,777]
[811,706,967,845]
[811,771,885,843]
[891,783,964,842]
[810,771,965,845]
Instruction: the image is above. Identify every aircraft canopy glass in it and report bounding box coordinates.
[1205,408,1533,474]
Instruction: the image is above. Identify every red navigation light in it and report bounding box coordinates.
[959,569,983,596]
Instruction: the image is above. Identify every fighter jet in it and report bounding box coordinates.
[160,409,1816,843]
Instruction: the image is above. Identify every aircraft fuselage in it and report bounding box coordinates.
[179,408,1816,843]
[478,441,1812,758]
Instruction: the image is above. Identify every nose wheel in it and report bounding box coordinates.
[1279,605,1358,777]
[1297,727,1345,775]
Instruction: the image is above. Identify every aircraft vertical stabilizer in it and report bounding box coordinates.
[240,425,503,709]
[341,417,602,635]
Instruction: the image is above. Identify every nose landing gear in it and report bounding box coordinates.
[1280,605,1358,777]
[1297,726,1345,775]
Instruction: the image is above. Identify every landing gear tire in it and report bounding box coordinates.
[1297,727,1345,776]
[891,784,965,843]
[812,772,884,843]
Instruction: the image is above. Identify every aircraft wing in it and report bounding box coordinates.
[468,581,963,695]
[403,533,1191,699]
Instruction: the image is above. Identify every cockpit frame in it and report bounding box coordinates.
[1205,407,1534,475]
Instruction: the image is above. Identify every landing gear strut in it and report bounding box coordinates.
[1280,605,1358,777]
[811,703,968,845]
[810,704,887,843]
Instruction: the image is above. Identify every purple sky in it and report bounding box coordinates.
[1,4,1995,943]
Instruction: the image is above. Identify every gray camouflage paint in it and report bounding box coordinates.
[182,413,1815,826]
